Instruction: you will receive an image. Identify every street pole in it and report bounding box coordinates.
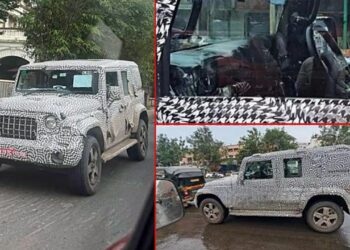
[343,0,348,49]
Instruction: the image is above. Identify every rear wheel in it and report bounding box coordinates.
[200,198,227,224]
[127,119,148,161]
[306,201,344,233]
[70,136,102,196]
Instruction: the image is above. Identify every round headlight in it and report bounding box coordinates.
[45,116,57,129]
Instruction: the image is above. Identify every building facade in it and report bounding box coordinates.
[0,1,32,81]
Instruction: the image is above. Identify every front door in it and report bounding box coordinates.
[233,159,279,211]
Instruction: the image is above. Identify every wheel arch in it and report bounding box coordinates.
[196,193,227,209]
[303,195,350,214]
[86,127,105,152]
[132,104,148,133]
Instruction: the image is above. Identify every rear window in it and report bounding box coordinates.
[284,158,303,178]
[179,176,205,187]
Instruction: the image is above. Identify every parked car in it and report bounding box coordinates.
[195,145,350,233]
[157,0,350,123]
[0,60,148,195]
[157,166,205,207]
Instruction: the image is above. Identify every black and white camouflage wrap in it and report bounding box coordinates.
[157,97,350,123]
[156,0,178,62]
[0,60,146,168]
[195,145,350,217]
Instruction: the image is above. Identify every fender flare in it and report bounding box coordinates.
[132,103,148,133]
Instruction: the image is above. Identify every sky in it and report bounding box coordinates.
[157,126,322,145]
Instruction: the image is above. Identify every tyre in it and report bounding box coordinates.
[200,198,227,224]
[305,201,344,233]
[127,119,148,161]
[70,136,102,196]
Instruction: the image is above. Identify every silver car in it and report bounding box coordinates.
[195,145,350,233]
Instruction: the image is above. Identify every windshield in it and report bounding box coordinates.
[167,0,350,99]
[16,69,99,95]
[172,0,277,52]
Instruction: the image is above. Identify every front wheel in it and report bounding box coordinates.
[69,136,102,196]
[305,201,344,233]
[200,198,227,224]
[127,119,148,161]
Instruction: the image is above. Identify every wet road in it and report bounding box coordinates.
[0,113,154,250]
[157,206,350,250]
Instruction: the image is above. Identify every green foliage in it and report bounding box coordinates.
[100,0,154,89]
[318,126,350,146]
[0,0,19,21]
[19,0,154,88]
[20,0,102,61]
[236,128,262,164]
[187,127,223,170]
[236,128,298,164]
[157,134,187,166]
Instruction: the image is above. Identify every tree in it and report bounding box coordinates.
[100,0,154,88]
[318,126,350,146]
[19,0,154,88]
[0,0,19,21]
[187,127,223,170]
[262,128,298,152]
[157,134,187,166]
[236,128,262,164]
[20,0,102,61]
[236,128,298,164]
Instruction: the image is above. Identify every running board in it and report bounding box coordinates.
[101,139,138,162]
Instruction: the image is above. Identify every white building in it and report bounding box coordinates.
[0,1,33,81]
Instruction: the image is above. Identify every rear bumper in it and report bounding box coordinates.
[0,136,84,168]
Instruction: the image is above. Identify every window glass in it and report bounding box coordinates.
[244,160,273,180]
[106,72,118,87]
[284,158,302,178]
[17,69,99,94]
[168,0,350,99]
[121,71,129,95]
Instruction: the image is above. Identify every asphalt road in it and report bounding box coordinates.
[157,206,350,250]
[0,114,154,250]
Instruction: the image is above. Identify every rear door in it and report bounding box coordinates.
[276,155,305,211]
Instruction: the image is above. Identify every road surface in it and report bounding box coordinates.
[157,206,350,250]
[0,114,154,250]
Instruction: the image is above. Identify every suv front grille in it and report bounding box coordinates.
[0,115,37,140]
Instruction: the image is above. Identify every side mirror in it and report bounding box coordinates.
[156,180,184,230]
[107,86,121,104]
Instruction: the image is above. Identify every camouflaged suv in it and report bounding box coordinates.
[0,60,148,195]
[195,145,350,233]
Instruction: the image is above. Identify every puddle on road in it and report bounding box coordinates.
[157,207,350,250]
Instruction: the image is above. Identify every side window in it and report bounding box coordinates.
[244,160,273,180]
[284,158,302,178]
[121,71,129,96]
[106,72,118,87]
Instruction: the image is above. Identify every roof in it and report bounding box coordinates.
[157,166,203,176]
[246,145,350,160]
[20,59,137,69]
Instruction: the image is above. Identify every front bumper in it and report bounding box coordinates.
[0,135,84,168]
